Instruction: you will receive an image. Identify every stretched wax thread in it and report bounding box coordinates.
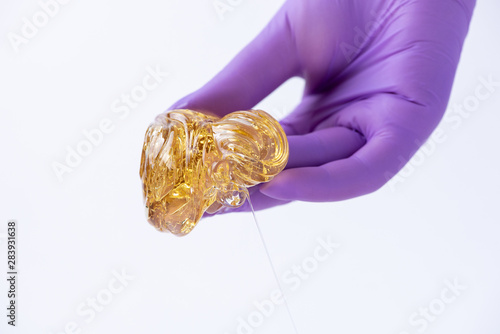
[248,196,300,334]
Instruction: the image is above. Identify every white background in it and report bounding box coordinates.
[1,0,499,333]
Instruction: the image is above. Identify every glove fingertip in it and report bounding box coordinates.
[259,174,297,201]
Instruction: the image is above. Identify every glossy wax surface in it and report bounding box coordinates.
[140,109,289,236]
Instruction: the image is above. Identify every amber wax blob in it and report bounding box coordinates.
[139,109,289,236]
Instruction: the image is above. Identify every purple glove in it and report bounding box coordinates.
[170,0,476,211]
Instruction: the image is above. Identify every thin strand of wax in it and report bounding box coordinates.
[247,197,300,334]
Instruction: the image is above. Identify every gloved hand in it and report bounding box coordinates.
[169,0,476,212]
